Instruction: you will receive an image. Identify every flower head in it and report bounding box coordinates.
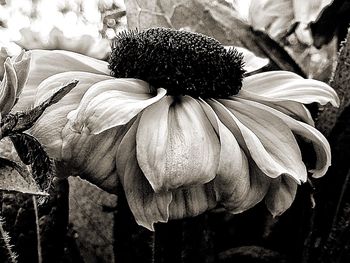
[15,28,338,230]
[110,28,245,98]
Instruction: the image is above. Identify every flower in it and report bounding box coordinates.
[0,50,31,117]
[248,0,333,43]
[15,28,338,231]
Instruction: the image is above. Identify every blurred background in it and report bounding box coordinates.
[0,0,127,59]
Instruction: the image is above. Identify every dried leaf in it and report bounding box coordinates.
[0,157,47,196]
[10,133,53,192]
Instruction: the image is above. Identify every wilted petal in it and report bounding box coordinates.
[222,98,307,182]
[199,99,251,208]
[116,117,172,231]
[67,79,166,134]
[265,176,298,216]
[169,184,217,220]
[209,99,307,183]
[249,0,293,37]
[61,125,129,193]
[28,71,123,192]
[201,99,271,212]
[14,49,110,111]
[0,58,17,115]
[136,96,220,192]
[0,47,10,78]
[30,71,112,156]
[242,71,339,107]
[12,50,31,98]
[225,46,269,73]
[233,97,331,178]
[293,0,333,24]
[237,89,314,126]
[232,161,272,213]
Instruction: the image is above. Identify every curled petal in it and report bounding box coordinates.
[225,46,269,73]
[237,90,314,126]
[60,125,129,193]
[169,184,217,220]
[136,96,220,192]
[201,99,271,213]
[0,47,10,78]
[265,176,298,216]
[67,79,166,134]
[30,71,112,156]
[232,161,272,213]
[12,50,31,98]
[116,117,172,231]
[14,49,109,111]
[199,99,251,208]
[233,97,331,178]
[0,58,18,115]
[209,99,307,183]
[29,71,122,192]
[242,71,339,107]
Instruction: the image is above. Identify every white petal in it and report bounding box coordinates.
[233,97,331,178]
[136,96,220,192]
[67,78,166,134]
[169,184,217,220]
[0,58,17,115]
[231,161,272,213]
[248,0,293,37]
[237,89,314,126]
[14,49,109,111]
[265,176,298,216]
[116,117,172,231]
[209,99,307,183]
[225,46,269,73]
[242,71,339,107]
[30,71,112,155]
[199,99,251,208]
[12,50,31,99]
[293,0,333,23]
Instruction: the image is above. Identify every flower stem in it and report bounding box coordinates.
[32,196,42,263]
[153,214,215,263]
[114,187,215,263]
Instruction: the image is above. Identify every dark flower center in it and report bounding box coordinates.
[109,27,245,98]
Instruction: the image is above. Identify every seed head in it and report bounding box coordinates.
[109,28,245,98]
